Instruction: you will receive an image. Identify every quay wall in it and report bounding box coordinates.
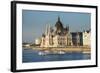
[31,46,91,54]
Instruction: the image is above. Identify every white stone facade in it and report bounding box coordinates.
[40,17,71,47]
[35,38,41,45]
[36,17,91,47]
[83,30,91,46]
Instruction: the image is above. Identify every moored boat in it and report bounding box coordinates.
[38,50,66,55]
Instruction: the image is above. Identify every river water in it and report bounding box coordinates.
[22,48,91,63]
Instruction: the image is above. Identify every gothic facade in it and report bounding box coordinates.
[35,17,90,47]
[40,17,72,47]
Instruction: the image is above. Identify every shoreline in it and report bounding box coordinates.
[23,46,91,54]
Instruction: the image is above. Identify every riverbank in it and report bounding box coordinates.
[28,46,91,54]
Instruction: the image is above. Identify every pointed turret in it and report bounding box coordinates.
[45,25,48,35]
[45,24,51,35]
[48,24,50,35]
[58,16,60,22]
[55,16,64,34]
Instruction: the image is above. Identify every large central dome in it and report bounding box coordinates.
[55,17,63,31]
[55,17,69,35]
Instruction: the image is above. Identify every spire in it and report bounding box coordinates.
[55,16,63,31]
[45,24,51,35]
[58,16,60,22]
[45,24,48,35]
[48,24,50,33]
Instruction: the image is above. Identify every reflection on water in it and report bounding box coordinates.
[22,48,91,63]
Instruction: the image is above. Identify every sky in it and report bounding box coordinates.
[22,10,91,43]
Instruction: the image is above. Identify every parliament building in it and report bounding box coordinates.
[35,17,91,47]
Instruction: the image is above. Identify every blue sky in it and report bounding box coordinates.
[22,10,91,43]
